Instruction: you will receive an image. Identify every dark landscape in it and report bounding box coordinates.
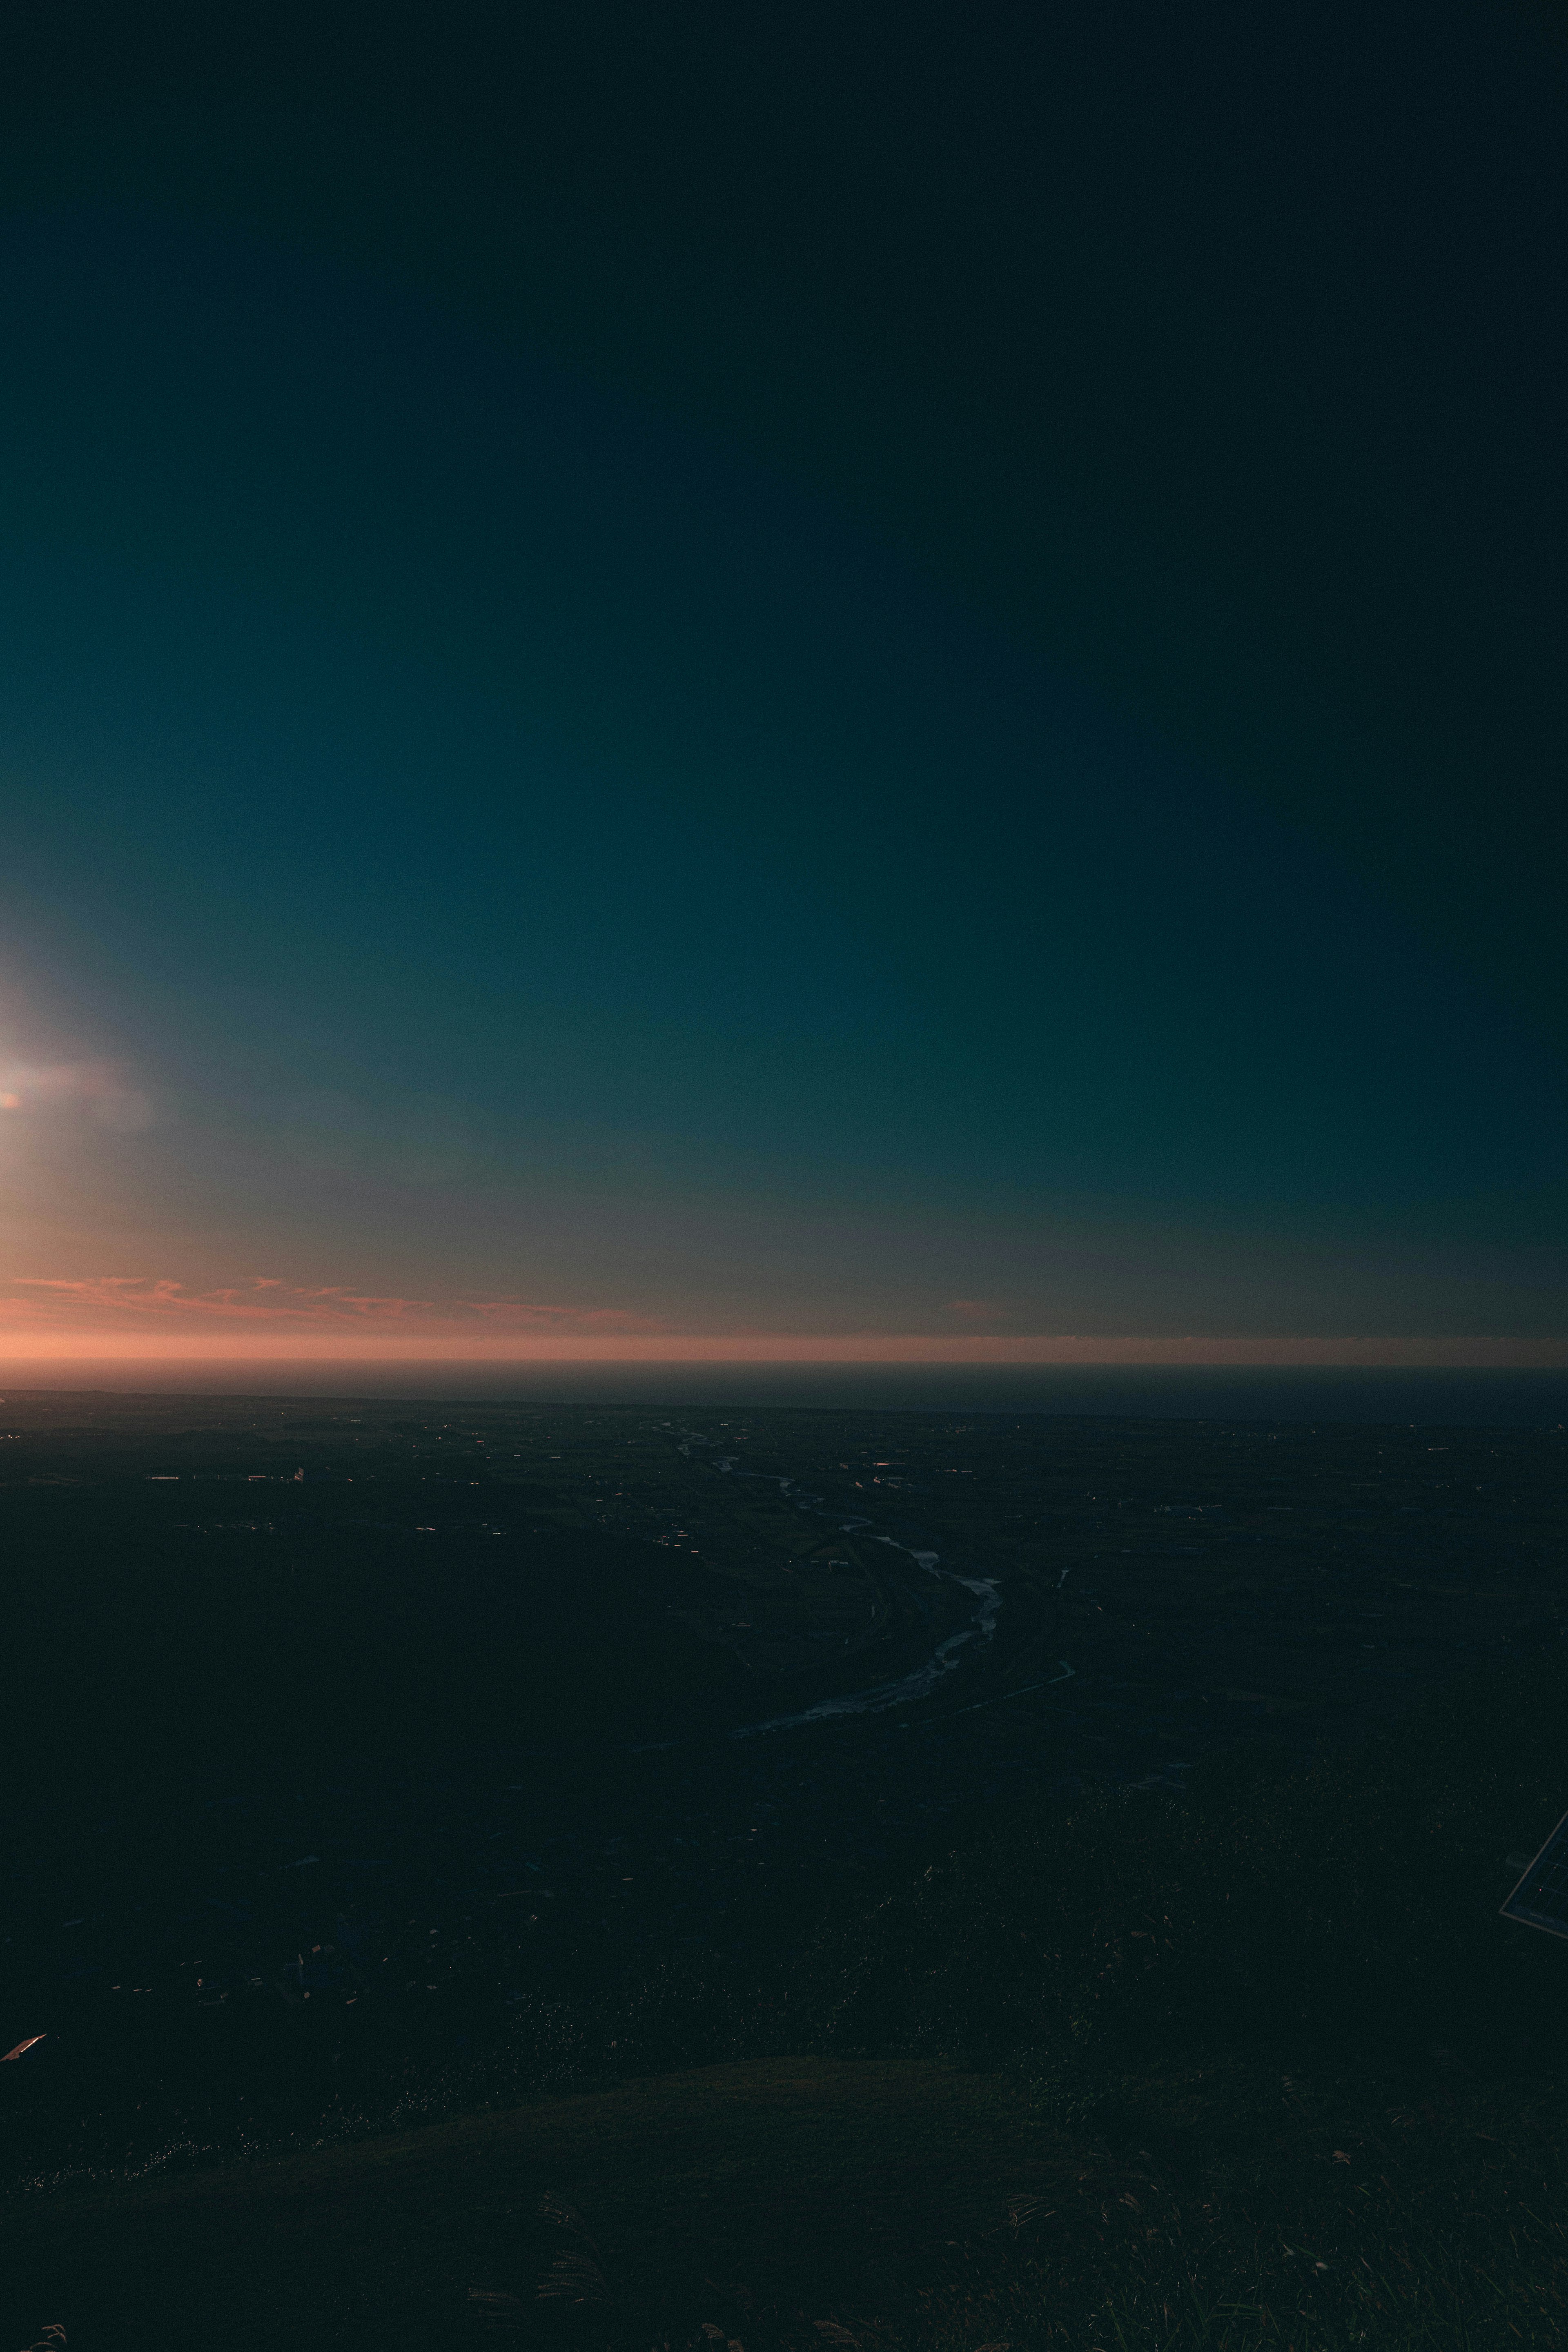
[4,1391,1566,2349]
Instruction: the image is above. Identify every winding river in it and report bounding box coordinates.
[673,1430,1067,1736]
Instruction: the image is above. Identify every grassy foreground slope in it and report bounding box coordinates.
[7,1656,1568,2352]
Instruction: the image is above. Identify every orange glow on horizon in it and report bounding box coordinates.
[0,1327,1561,1368]
[0,1277,1560,1368]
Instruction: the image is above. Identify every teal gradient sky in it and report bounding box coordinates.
[0,4,1564,1360]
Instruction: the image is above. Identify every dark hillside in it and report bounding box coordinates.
[7,1655,1568,2349]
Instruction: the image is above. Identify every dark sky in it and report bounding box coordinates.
[0,2,1564,1357]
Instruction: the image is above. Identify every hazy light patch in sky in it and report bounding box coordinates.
[0,1058,153,1131]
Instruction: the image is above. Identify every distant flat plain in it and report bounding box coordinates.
[0,1392,1559,2154]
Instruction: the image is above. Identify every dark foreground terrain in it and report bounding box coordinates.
[2,1394,1565,2348]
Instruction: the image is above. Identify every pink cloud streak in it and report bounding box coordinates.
[5,1278,666,1335]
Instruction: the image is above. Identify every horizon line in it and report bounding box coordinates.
[0,1334,1563,1369]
